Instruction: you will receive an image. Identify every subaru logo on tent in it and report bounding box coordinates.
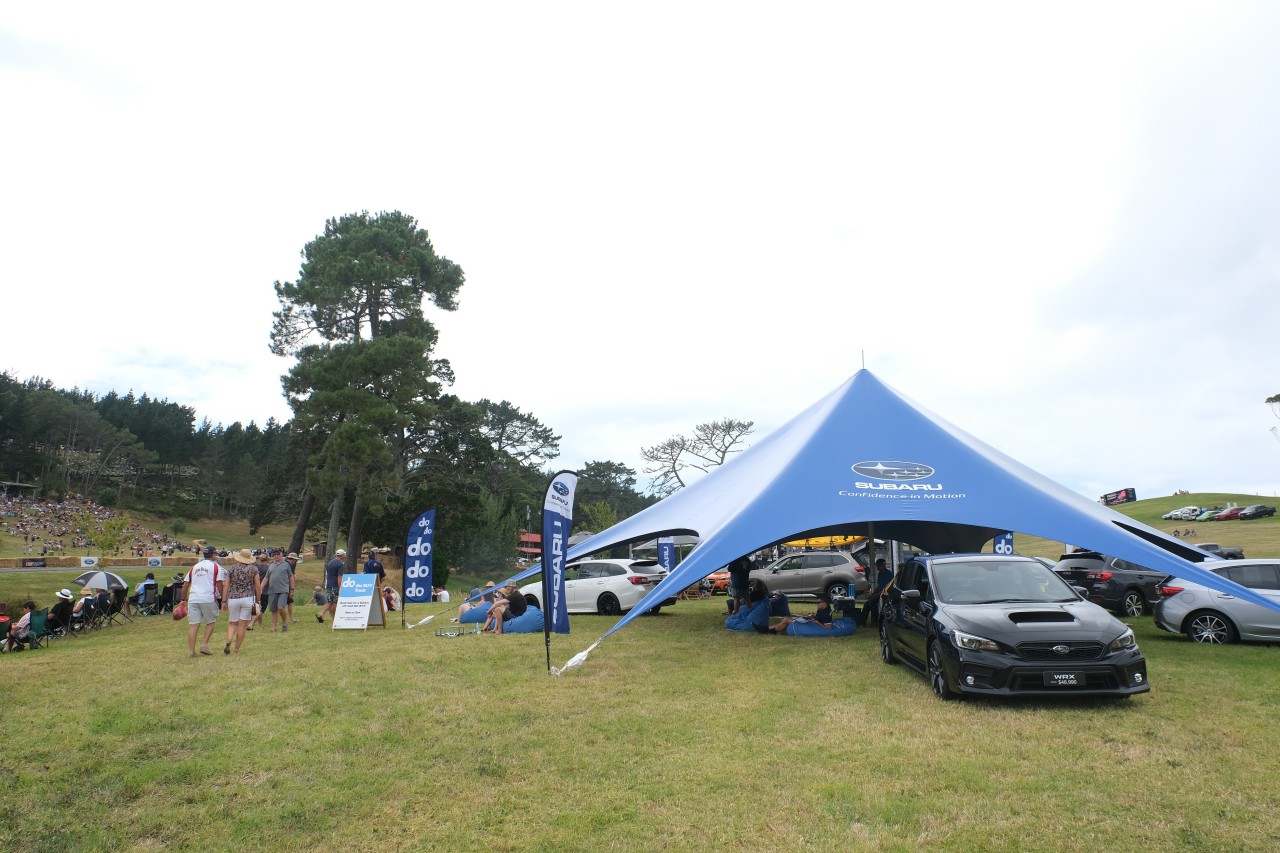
[553,481,570,496]
[851,461,935,481]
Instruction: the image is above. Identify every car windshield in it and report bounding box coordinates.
[932,560,1076,605]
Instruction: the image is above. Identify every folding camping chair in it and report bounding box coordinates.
[81,594,108,631]
[23,609,51,650]
[135,585,159,616]
[107,588,132,625]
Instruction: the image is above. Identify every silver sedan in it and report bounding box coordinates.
[1153,560,1280,643]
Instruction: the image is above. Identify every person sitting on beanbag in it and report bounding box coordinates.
[758,595,833,634]
[725,586,770,632]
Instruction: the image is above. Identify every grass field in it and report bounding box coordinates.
[2,493,1279,851]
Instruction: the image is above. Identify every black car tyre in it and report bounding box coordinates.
[597,593,622,616]
[928,642,957,701]
[1185,610,1237,644]
[524,594,539,608]
[825,582,849,600]
[879,618,898,665]
[1119,590,1145,618]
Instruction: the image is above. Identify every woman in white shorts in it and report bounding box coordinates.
[222,548,263,655]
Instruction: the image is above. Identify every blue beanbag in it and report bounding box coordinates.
[502,606,545,634]
[725,599,772,631]
[785,616,857,637]
[459,601,492,624]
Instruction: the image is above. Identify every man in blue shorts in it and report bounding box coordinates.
[317,548,346,624]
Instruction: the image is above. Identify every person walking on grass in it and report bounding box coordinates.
[264,548,294,632]
[184,545,222,657]
[285,552,301,623]
[222,548,262,655]
[252,552,269,631]
[317,548,346,624]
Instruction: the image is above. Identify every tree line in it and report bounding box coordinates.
[1,210,755,579]
[0,212,658,578]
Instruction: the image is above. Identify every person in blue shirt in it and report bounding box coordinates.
[364,550,385,584]
[130,572,157,609]
[758,595,834,634]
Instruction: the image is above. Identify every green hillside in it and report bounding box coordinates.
[1015,492,1280,559]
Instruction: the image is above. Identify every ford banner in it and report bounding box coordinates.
[403,509,435,604]
[542,470,578,636]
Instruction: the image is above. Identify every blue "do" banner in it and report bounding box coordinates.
[403,509,435,603]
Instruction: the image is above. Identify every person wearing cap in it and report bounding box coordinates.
[264,548,294,632]
[381,586,401,612]
[364,550,385,586]
[48,588,76,634]
[183,545,223,657]
[318,548,347,624]
[221,548,263,654]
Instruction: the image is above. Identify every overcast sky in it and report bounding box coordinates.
[4,2,1278,502]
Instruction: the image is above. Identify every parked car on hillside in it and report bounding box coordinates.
[1196,542,1245,560]
[519,558,676,616]
[1214,506,1247,521]
[1052,551,1171,617]
[1154,560,1280,643]
[1195,507,1225,522]
[878,554,1149,699]
[1237,504,1276,520]
[749,550,869,600]
[1161,506,1201,521]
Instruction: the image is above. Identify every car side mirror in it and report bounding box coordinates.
[901,589,922,605]
[1070,585,1089,598]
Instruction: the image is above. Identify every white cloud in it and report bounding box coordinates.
[4,1,1279,503]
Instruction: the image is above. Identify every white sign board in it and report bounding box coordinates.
[332,573,380,630]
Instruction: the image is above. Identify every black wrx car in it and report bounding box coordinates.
[879,554,1149,700]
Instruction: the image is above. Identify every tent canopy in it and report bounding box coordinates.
[562,370,1278,642]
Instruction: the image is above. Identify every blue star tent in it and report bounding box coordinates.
[549,370,1277,671]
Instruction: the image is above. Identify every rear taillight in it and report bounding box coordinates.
[1157,584,1184,597]
[1085,571,1113,582]
[627,576,651,585]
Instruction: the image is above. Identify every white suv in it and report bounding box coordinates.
[519,559,675,616]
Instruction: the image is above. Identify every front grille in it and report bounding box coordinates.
[1015,641,1105,661]
[1008,670,1120,691]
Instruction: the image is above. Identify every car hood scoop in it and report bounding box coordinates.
[1007,610,1077,624]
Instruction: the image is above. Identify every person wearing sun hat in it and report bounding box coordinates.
[220,548,262,654]
[48,588,76,633]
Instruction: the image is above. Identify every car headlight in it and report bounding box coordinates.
[950,629,1000,652]
[1107,628,1136,651]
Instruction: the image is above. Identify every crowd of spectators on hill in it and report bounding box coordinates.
[1,493,187,557]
